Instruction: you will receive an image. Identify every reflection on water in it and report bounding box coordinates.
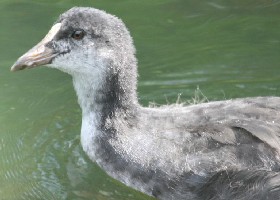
[1,0,280,199]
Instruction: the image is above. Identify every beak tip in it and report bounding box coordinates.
[10,67,17,72]
[10,65,17,72]
[10,64,17,72]
[10,61,22,72]
[10,59,29,72]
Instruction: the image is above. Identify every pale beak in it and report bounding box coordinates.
[11,23,61,72]
[10,43,55,72]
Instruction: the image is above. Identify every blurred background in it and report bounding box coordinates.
[0,0,280,199]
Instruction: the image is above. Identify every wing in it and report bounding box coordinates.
[141,96,280,171]
[142,97,280,199]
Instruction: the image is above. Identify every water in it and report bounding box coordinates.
[0,0,280,199]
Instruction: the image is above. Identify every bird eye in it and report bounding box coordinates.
[71,30,85,40]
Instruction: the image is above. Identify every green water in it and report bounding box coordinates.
[1,0,280,199]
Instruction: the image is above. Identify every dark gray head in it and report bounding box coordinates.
[11,7,138,106]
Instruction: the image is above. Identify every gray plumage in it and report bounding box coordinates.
[11,7,280,200]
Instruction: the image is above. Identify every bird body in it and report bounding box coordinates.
[80,95,280,199]
[11,7,280,200]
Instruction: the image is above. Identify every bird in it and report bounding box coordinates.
[11,7,280,200]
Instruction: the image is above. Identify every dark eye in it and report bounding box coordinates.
[71,30,85,40]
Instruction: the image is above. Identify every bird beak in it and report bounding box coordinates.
[11,23,62,72]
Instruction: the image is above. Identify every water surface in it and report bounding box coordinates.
[1,0,280,199]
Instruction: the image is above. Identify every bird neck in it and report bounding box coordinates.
[72,62,142,173]
[72,66,139,121]
[72,36,139,115]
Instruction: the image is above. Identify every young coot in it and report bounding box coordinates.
[11,7,280,200]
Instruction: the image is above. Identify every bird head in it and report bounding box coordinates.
[11,7,135,77]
